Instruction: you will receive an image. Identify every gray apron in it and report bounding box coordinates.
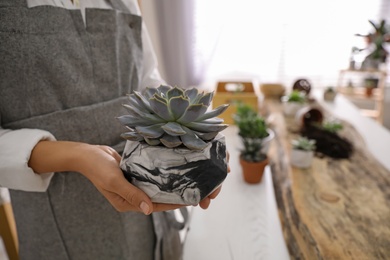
[0,0,182,259]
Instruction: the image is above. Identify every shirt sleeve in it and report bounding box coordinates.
[0,128,55,192]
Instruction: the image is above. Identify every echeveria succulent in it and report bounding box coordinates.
[118,85,229,150]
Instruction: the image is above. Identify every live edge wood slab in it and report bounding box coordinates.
[262,99,390,260]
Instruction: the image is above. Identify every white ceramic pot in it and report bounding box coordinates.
[283,101,305,117]
[290,149,314,168]
[261,128,275,154]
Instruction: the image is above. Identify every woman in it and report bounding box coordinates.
[0,0,222,259]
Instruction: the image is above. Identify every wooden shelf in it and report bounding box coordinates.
[337,69,387,124]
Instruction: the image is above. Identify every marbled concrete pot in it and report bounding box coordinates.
[120,134,228,206]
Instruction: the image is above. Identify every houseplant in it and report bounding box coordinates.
[290,136,316,168]
[356,19,390,69]
[233,102,273,183]
[323,87,337,102]
[281,90,307,117]
[117,85,230,205]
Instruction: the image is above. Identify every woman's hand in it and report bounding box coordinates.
[29,141,230,213]
[29,141,183,215]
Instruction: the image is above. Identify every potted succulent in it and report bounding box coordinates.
[323,87,337,102]
[117,85,230,206]
[290,136,316,168]
[281,90,307,117]
[233,102,273,184]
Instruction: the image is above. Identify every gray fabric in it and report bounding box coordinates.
[0,0,183,259]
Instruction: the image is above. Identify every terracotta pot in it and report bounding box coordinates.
[239,156,269,184]
[365,87,374,97]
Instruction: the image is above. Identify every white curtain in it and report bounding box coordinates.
[153,0,388,90]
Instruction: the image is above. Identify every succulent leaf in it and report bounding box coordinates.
[181,127,208,150]
[186,122,228,133]
[169,96,189,120]
[193,131,219,141]
[199,118,224,124]
[145,87,158,99]
[153,93,167,104]
[160,134,182,148]
[117,115,155,127]
[122,104,165,123]
[157,85,171,96]
[185,88,198,101]
[198,91,214,106]
[161,122,186,136]
[149,97,173,121]
[120,132,144,141]
[196,104,229,121]
[133,91,154,113]
[144,137,161,146]
[167,87,185,100]
[135,124,165,138]
[177,104,208,124]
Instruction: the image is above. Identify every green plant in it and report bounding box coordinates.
[117,85,229,150]
[233,102,269,162]
[356,19,390,63]
[322,121,343,133]
[292,136,316,151]
[287,90,306,103]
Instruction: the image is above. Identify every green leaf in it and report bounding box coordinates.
[160,134,182,148]
[122,104,165,123]
[196,104,229,121]
[186,122,228,132]
[157,85,172,96]
[198,117,224,124]
[169,96,189,120]
[181,127,208,150]
[117,115,155,127]
[149,97,173,121]
[161,122,186,136]
[167,86,185,100]
[133,91,154,113]
[185,88,199,101]
[177,104,208,124]
[144,137,161,146]
[120,132,144,141]
[198,91,214,106]
[135,124,165,138]
[144,87,158,99]
[193,130,219,141]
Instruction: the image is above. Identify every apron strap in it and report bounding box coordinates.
[105,0,131,13]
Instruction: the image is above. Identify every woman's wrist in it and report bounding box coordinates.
[28,140,92,174]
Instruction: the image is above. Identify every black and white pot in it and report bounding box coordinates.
[120,134,228,206]
[290,149,314,168]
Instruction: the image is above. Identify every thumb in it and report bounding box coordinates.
[115,178,154,215]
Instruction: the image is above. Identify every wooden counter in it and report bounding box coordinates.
[264,94,390,259]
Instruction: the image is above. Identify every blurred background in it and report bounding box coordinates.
[141,0,390,128]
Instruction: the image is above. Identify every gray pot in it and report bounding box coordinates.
[120,134,228,206]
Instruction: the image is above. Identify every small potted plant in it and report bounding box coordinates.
[117,85,230,205]
[323,87,337,102]
[281,90,307,117]
[290,136,316,168]
[233,102,274,183]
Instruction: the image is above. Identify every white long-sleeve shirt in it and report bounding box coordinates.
[0,0,163,192]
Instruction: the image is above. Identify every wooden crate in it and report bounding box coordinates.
[212,81,259,124]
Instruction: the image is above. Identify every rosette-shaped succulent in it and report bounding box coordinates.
[118,85,229,150]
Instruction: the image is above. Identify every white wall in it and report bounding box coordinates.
[140,0,167,80]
